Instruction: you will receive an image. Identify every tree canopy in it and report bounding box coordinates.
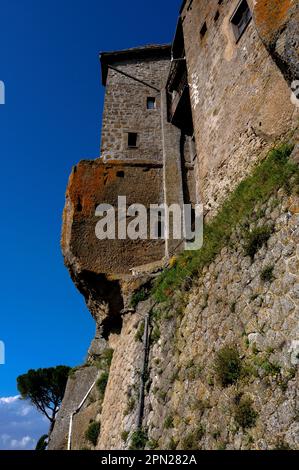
[17,365,70,428]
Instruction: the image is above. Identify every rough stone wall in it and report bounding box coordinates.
[142,190,299,450]
[62,158,165,277]
[254,0,299,83]
[97,301,152,450]
[181,0,298,216]
[48,365,99,450]
[48,301,150,450]
[51,167,299,451]
[101,55,170,162]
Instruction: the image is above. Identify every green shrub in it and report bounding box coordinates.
[158,390,167,402]
[167,437,177,450]
[170,369,179,383]
[181,432,197,450]
[234,397,257,429]
[195,424,205,440]
[217,441,227,450]
[260,360,281,376]
[244,225,273,259]
[35,434,48,451]
[214,346,242,386]
[151,325,161,344]
[164,414,174,429]
[96,372,109,399]
[94,348,114,371]
[135,321,145,342]
[101,348,114,367]
[212,430,221,440]
[124,397,135,416]
[129,429,148,450]
[121,430,129,442]
[181,426,204,450]
[260,265,275,282]
[130,288,149,308]
[147,439,159,449]
[185,362,203,381]
[85,421,100,446]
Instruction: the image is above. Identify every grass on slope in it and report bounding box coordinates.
[153,143,297,303]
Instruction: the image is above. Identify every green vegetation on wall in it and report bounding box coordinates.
[152,143,296,303]
[85,421,101,446]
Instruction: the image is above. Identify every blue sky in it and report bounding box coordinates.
[0,396,48,450]
[0,0,181,449]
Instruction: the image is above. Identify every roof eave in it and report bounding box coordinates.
[100,44,171,86]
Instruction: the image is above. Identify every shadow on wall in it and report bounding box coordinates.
[73,270,124,339]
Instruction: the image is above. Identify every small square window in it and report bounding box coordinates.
[231,0,252,42]
[128,132,138,148]
[200,22,207,39]
[147,97,156,110]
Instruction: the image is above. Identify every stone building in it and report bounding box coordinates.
[49,0,299,450]
[170,0,298,215]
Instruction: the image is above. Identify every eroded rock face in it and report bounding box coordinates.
[254,0,299,83]
[61,157,165,327]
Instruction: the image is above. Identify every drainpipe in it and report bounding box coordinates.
[136,311,150,430]
[67,375,99,450]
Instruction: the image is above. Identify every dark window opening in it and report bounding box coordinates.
[200,22,207,39]
[214,10,220,22]
[218,0,223,5]
[116,171,125,178]
[76,197,82,212]
[128,132,138,148]
[231,0,252,42]
[147,97,156,110]
[157,219,163,239]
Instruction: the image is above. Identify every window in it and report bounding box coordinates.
[231,0,252,42]
[200,22,207,39]
[157,219,163,239]
[116,171,125,178]
[214,10,220,22]
[128,132,138,148]
[147,97,156,110]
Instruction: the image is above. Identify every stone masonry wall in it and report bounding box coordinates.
[181,0,298,216]
[53,182,299,451]
[142,189,299,450]
[101,55,171,162]
[254,0,299,84]
[52,148,299,450]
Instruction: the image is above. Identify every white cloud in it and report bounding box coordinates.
[17,404,32,417]
[0,395,48,450]
[0,396,19,405]
[11,436,35,449]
